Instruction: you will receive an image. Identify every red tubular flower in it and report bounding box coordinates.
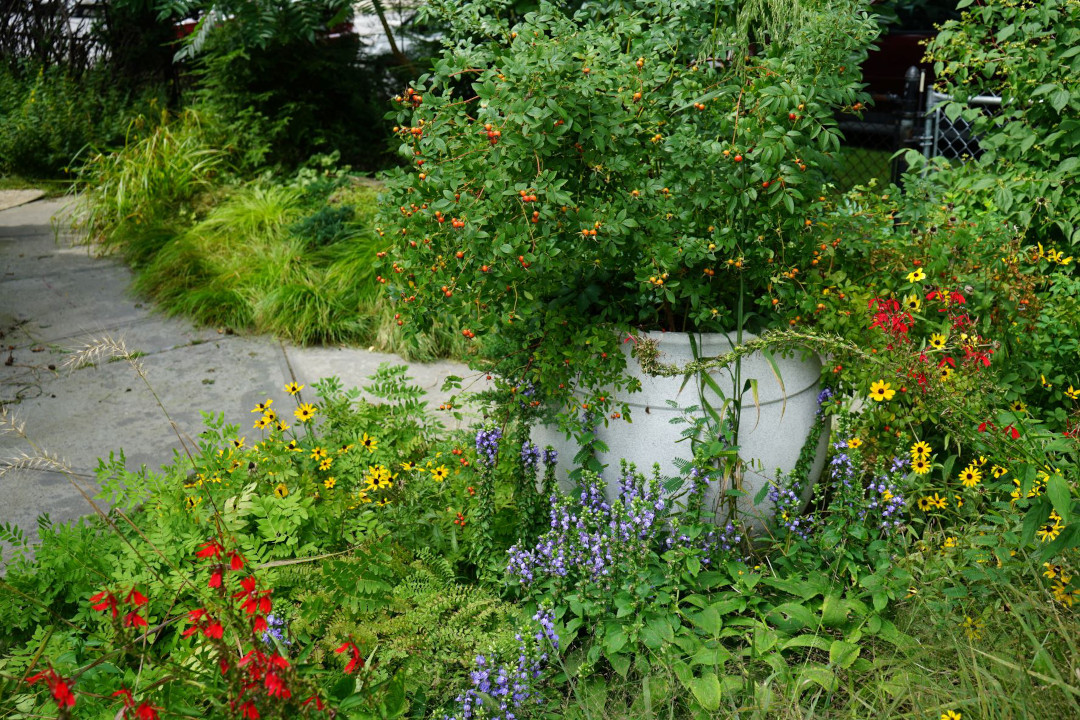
[123,611,148,629]
[238,701,260,719]
[27,669,76,709]
[135,702,161,720]
[253,615,268,634]
[204,620,224,639]
[303,695,326,710]
[264,672,291,699]
[336,641,363,674]
[230,552,245,571]
[196,540,224,560]
[90,590,118,618]
[938,356,956,368]
[1004,425,1020,440]
[209,569,223,589]
[125,588,149,607]
[233,576,257,601]
[113,688,134,708]
[978,421,994,433]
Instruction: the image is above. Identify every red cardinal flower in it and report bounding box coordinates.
[125,588,149,607]
[90,590,118,618]
[237,701,260,719]
[135,702,161,720]
[196,540,224,560]
[123,610,148,629]
[230,552,245,571]
[209,569,223,589]
[253,615,268,634]
[336,641,364,674]
[27,669,76,709]
[303,695,326,710]
[113,688,134,707]
[1004,424,1020,440]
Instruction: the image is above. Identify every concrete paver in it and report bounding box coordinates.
[0,198,479,560]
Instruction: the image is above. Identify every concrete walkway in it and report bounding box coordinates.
[0,198,480,555]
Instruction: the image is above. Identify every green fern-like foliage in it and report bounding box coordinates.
[288,543,520,716]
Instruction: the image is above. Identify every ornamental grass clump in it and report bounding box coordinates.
[377,0,880,414]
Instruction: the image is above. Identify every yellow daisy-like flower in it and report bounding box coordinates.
[401,461,418,472]
[252,399,273,413]
[939,366,953,381]
[274,483,289,499]
[903,293,921,311]
[911,457,932,475]
[361,433,378,453]
[869,380,895,402]
[262,409,277,423]
[232,437,246,449]
[324,477,336,490]
[930,492,947,509]
[1066,384,1080,400]
[959,465,982,488]
[847,438,862,449]
[184,496,202,510]
[432,465,450,482]
[907,268,926,283]
[943,537,958,549]
[286,439,302,452]
[1009,400,1027,414]
[319,458,333,471]
[917,496,933,512]
[1043,562,1062,580]
[276,420,290,432]
[1037,511,1063,543]
[941,711,962,720]
[295,403,317,423]
[285,381,304,395]
[1041,374,1053,389]
[929,333,947,350]
[991,464,1007,478]
[253,416,270,430]
[954,494,963,508]
[1052,581,1078,607]
[378,497,391,507]
[974,455,987,466]
[338,443,354,455]
[310,447,328,460]
[358,490,372,504]
[911,440,932,459]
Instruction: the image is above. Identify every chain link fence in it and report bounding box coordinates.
[830,68,1002,191]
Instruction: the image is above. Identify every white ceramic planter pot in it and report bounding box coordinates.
[531,330,829,528]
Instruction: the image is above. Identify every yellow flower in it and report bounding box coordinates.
[961,616,983,640]
[912,457,932,475]
[1037,511,1063,543]
[401,461,418,472]
[432,465,449,482]
[274,484,289,498]
[232,437,246,449]
[1043,562,1061,579]
[917,496,932,512]
[184,496,202,510]
[1052,581,1078,607]
[930,492,947,510]
[310,447,328,460]
[1009,400,1027,414]
[847,438,862,449]
[324,477,336,490]
[954,494,963,508]
[252,399,273,413]
[1066,385,1080,400]
[991,464,1007,478]
[253,416,270,430]
[286,439,302,452]
[942,709,963,720]
[907,268,926,282]
[903,293,921,311]
[929,333,947,350]
[285,381,304,395]
[361,433,378,453]
[294,403,317,423]
[319,458,333,471]
[1041,374,1052,389]
[911,440,932,459]
[869,380,895,402]
[276,421,289,432]
[939,366,953,381]
[943,537,958,549]
[959,465,982,488]
[262,409,277,423]
[338,443,354,454]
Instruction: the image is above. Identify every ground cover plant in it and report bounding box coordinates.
[3,0,1080,719]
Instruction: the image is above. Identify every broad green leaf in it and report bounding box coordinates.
[829,640,861,669]
[689,672,723,711]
